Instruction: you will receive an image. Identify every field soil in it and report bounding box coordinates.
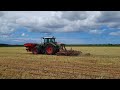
[0,47,120,79]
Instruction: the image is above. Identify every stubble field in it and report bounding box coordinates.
[0,46,120,79]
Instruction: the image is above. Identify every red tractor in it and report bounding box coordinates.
[24,36,80,56]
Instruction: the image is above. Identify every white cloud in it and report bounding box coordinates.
[21,33,25,36]
[89,30,104,34]
[109,31,120,36]
[1,37,42,44]
[89,30,99,34]
[96,11,120,29]
[0,11,102,35]
[61,11,87,21]
[57,38,85,44]
[0,11,18,35]
[1,11,120,36]
[0,11,4,17]
[10,37,84,44]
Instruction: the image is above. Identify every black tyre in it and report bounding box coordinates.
[32,47,39,54]
[41,47,45,54]
[45,44,56,55]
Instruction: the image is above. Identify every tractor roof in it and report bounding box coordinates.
[43,36,55,39]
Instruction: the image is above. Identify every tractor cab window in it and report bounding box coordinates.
[50,38,55,42]
[44,38,55,43]
[44,38,49,43]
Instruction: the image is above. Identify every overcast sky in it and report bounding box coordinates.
[0,11,120,44]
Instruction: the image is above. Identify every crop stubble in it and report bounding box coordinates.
[0,47,120,79]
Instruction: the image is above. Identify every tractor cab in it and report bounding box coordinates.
[43,37,56,44]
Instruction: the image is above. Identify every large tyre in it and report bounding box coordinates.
[45,44,56,55]
[32,47,39,54]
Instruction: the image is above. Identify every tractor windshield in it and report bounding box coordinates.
[50,38,55,42]
[44,39,49,43]
[44,38,55,43]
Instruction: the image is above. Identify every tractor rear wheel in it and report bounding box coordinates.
[45,45,55,55]
[32,47,39,54]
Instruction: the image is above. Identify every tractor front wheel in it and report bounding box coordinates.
[45,45,55,55]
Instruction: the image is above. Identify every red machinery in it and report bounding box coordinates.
[24,43,37,52]
[24,37,80,56]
